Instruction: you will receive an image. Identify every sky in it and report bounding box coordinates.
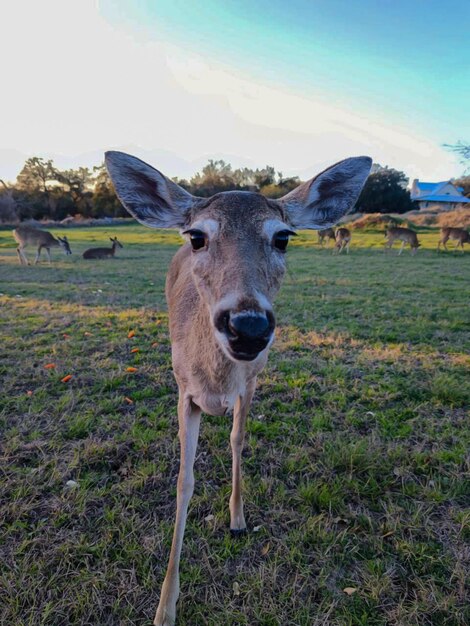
[1,0,469,184]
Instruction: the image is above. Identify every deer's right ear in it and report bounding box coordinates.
[105,151,196,228]
[279,156,372,230]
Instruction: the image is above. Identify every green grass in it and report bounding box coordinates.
[0,224,469,626]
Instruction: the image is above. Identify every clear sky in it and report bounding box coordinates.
[1,0,469,183]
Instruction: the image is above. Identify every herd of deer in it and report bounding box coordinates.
[10,152,470,625]
[12,225,123,264]
[12,222,468,267]
[318,225,470,255]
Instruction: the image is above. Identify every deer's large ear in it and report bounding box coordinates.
[105,151,196,228]
[279,156,372,229]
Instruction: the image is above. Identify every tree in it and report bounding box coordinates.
[54,166,93,218]
[355,165,414,214]
[15,157,58,219]
[91,164,126,217]
[445,141,470,171]
[179,160,299,198]
[452,176,470,198]
[0,179,18,223]
[188,160,237,196]
[261,172,300,198]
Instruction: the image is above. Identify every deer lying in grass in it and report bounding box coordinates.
[317,227,336,247]
[105,151,372,626]
[385,226,420,255]
[82,236,123,259]
[13,225,72,265]
[437,227,470,252]
[334,227,351,254]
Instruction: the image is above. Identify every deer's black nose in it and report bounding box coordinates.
[228,313,270,339]
[214,310,275,361]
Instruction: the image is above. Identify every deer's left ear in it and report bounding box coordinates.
[105,151,197,229]
[279,156,372,229]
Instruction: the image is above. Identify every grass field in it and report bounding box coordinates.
[0,224,469,626]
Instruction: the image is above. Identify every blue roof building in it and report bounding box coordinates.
[411,179,470,211]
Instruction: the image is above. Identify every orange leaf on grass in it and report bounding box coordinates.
[126,367,137,373]
[127,330,135,338]
[124,397,134,404]
[63,333,70,339]
[151,342,158,348]
[130,348,139,353]
[343,587,358,596]
[61,374,72,383]
[44,363,56,369]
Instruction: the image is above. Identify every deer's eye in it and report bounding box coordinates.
[273,230,296,252]
[184,229,207,251]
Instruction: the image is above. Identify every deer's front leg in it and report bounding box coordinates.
[16,247,27,265]
[155,394,201,626]
[230,378,256,534]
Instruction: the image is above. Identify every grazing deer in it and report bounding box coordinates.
[82,236,123,259]
[105,151,371,626]
[13,225,72,265]
[334,227,351,254]
[384,226,420,255]
[438,227,470,252]
[317,227,336,247]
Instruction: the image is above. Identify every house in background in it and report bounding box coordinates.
[411,179,470,211]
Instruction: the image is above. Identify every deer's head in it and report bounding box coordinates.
[58,236,72,255]
[111,236,123,248]
[105,152,371,362]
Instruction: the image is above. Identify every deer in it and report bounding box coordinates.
[437,227,470,253]
[105,151,372,626]
[13,225,72,265]
[82,236,123,259]
[334,227,351,254]
[384,226,420,255]
[317,227,336,247]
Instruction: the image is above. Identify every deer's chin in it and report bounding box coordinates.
[227,349,261,362]
[215,331,273,364]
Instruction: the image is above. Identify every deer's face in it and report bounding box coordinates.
[182,192,295,361]
[104,151,372,361]
[58,236,72,255]
[111,237,124,249]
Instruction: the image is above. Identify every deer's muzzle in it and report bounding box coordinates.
[214,309,275,361]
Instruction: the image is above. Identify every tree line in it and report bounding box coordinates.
[1,156,468,223]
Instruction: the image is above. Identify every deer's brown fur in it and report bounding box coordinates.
[317,227,335,247]
[334,227,351,254]
[438,227,470,252]
[13,225,72,265]
[83,236,123,259]
[385,226,420,255]
[105,150,372,626]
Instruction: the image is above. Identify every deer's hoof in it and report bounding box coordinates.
[230,527,247,538]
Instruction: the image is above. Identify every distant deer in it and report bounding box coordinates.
[317,227,336,247]
[82,236,123,259]
[437,227,470,252]
[105,151,371,626]
[13,225,72,265]
[334,227,351,254]
[385,226,420,255]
